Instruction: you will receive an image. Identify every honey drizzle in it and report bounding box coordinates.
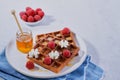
[38,69,48,72]
[67,63,73,67]
[66,59,74,67]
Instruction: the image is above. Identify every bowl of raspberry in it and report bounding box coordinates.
[19,7,45,26]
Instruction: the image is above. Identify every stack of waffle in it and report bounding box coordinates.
[27,28,80,73]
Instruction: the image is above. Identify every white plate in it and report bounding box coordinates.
[5,29,87,78]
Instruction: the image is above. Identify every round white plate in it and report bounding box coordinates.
[5,29,87,78]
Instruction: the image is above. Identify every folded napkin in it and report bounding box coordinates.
[0,49,104,80]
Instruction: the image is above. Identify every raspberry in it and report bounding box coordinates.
[26,61,34,69]
[19,11,26,18]
[48,41,55,49]
[26,9,35,16]
[34,15,42,21]
[27,16,34,22]
[38,11,44,18]
[61,27,70,35]
[63,50,71,58]
[36,8,42,14]
[21,14,27,21]
[26,7,32,11]
[43,57,52,65]
[34,11,37,15]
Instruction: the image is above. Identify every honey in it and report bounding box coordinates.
[67,63,73,67]
[16,29,33,53]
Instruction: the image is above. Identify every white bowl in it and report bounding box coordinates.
[23,18,43,26]
[21,14,45,26]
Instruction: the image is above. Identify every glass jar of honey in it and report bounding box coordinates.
[16,28,33,53]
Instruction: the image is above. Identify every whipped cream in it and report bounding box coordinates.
[59,40,69,48]
[49,51,60,59]
[28,49,39,58]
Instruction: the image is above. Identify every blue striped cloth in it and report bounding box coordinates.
[0,49,104,80]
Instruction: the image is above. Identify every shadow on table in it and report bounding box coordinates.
[84,40,100,64]
[28,15,55,27]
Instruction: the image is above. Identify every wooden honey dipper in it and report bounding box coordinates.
[11,9,23,34]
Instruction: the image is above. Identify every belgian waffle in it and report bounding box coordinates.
[27,29,80,73]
